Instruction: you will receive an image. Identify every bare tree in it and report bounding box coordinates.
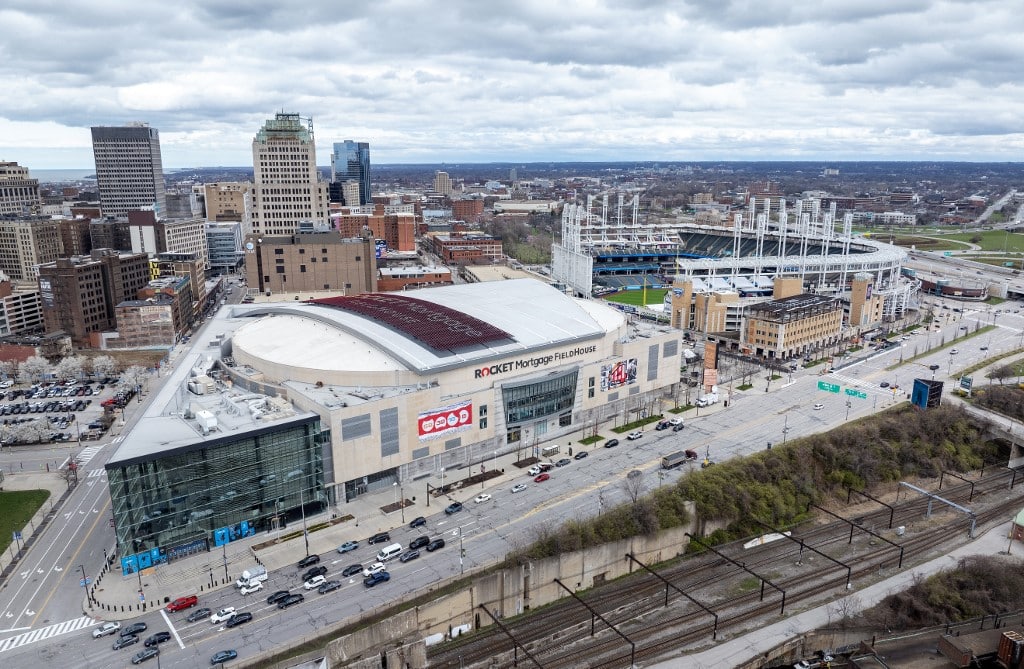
[90,355,118,379]
[622,470,645,505]
[986,364,1016,385]
[19,355,51,384]
[0,360,14,381]
[119,365,149,393]
[54,355,86,382]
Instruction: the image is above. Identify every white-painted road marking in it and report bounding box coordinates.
[0,616,96,653]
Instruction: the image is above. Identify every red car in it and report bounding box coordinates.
[534,473,550,483]
[166,595,198,612]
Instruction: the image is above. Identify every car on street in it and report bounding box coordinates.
[534,473,550,483]
[604,438,619,448]
[266,590,290,605]
[226,612,253,628]
[303,575,326,590]
[277,593,304,609]
[555,458,571,467]
[409,516,427,528]
[144,631,171,647]
[527,465,542,476]
[367,532,391,544]
[399,549,420,563]
[627,431,643,440]
[444,501,464,515]
[336,541,359,554]
[318,579,342,594]
[474,493,491,503]
[669,417,683,426]
[210,607,236,624]
[166,595,198,612]
[409,535,430,549]
[240,581,263,595]
[672,423,685,432]
[511,483,528,493]
[122,622,148,637]
[426,538,446,552]
[364,571,391,587]
[573,450,589,460]
[362,562,386,577]
[980,346,988,351]
[113,634,140,650]
[950,348,959,354]
[813,403,824,410]
[93,621,121,638]
[211,650,238,665]
[131,648,159,664]
[342,564,363,577]
[929,364,940,371]
[879,381,889,388]
[302,565,328,581]
[297,554,320,568]
[187,607,212,622]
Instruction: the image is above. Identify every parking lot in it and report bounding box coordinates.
[0,378,130,446]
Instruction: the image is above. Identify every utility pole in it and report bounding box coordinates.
[299,488,309,555]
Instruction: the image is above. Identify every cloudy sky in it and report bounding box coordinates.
[1,0,1021,168]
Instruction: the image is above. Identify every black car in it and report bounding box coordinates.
[426,538,446,552]
[211,650,238,665]
[341,564,363,577]
[399,550,420,563]
[604,438,619,448]
[266,590,291,605]
[277,593,305,609]
[363,571,390,587]
[367,532,391,544]
[122,622,148,637]
[317,579,342,594]
[444,502,463,515]
[302,565,327,581]
[555,458,572,467]
[574,450,589,460]
[409,535,430,550]
[409,516,427,528]
[672,423,685,432]
[113,634,140,650]
[187,607,212,622]
[131,648,159,664]
[225,612,253,628]
[144,631,171,647]
[297,554,320,568]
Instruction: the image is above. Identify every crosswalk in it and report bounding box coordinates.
[0,616,97,653]
[74,444,105,467]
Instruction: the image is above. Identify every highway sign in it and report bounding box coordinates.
[844,388,868,399]
[817,381,840,393]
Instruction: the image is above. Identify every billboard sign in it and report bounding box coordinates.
[375,239,388,259]
[418,400,473,441]
[600,358,638,391]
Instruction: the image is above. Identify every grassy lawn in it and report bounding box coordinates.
[0,490,51,553]
[603,288,669,307]
[862,233,971,251]
[971,257,1023,270]
[939,230,1024,252]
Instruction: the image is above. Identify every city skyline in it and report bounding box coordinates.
[1,1,1022,169]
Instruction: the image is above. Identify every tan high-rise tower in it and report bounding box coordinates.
[250,113,329,236]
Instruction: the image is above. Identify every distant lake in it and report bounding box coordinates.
[32,169,96,183]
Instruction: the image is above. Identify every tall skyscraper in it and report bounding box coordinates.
[434,171,453,197]
[90,123,167,218]
[330,140,370,205]
[250,112,328,236]
[0,162,41,216]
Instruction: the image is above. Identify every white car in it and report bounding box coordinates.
[668,417,683,426]
[813,403,824,410]
[627,431,643,441]
[527,465,542,476]
[362,562,386,578]
[303,575,326,590]
[240,581,264,595]
[92,621,121,638]
[474,493,491,504]
[210,607,236,624]
[511,483,528,493]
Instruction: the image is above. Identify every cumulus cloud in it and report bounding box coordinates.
[0,0,1021,167]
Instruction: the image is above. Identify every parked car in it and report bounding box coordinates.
[302,565,327,581]
[555,458,571,467]
[225,612,253,628]
[303,575,326,590]
[187,607,212,623]
[444,501,464,515]
[297,554,320,568]
[363,571,390,587]
[336,541,359,554]
[131,648,159,664]
[93,621,121,638]
[367,532,391,544]
[399,550,420,563]
[813,403,824,410]
[342,564,363,577]
[409,516,427,528]
[672,423,685,432]
[527,465,542,476]
[266,590,291,605]
[210,607,236,624]
[473,493,491,503]
[668,417,683,426]
[166,595,198,612]
[362,562,386,577]
[113,635,140,650]
[534,473,550,483]
[121,622,148,637]
[144,631,171,647]
[655,421,670,431]
[409,535,430,550]
[277,593,304,609]
[240,581,263,595]
[426,538,446,552]
[511,483,528,493]
[573,451,589,460]
[317,580,342,594]
[604,438,620,448]
[627,431,643,440]
[211,650,238,665]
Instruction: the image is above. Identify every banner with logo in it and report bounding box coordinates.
[417,400,473,441]
[600,358,637,391]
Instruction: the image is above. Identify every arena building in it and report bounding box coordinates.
[105,279,681,571]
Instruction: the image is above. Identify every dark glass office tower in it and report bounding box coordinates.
[330,140,370,205]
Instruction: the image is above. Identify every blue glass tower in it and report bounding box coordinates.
[330,141,370,205]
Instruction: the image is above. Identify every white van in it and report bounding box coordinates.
[376,543,403,562]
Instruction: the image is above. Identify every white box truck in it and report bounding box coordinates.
[235,565,267,588]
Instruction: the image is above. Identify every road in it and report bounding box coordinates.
[1,291,1020,667]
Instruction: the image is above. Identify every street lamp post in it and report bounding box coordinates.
[493,450,498,473]
[845,400,852,421]
[782,415,790,444]
[458,526,464,575]
[440,467,445,496]
[299,488,309,555]
[78,564,89,603]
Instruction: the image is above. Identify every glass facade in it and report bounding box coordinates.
[330,141,370,205]
[502,369,579,426]
[107,417,324,569]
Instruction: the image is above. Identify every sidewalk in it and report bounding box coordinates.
[0,470,71,579]
[661,521,1017,669]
